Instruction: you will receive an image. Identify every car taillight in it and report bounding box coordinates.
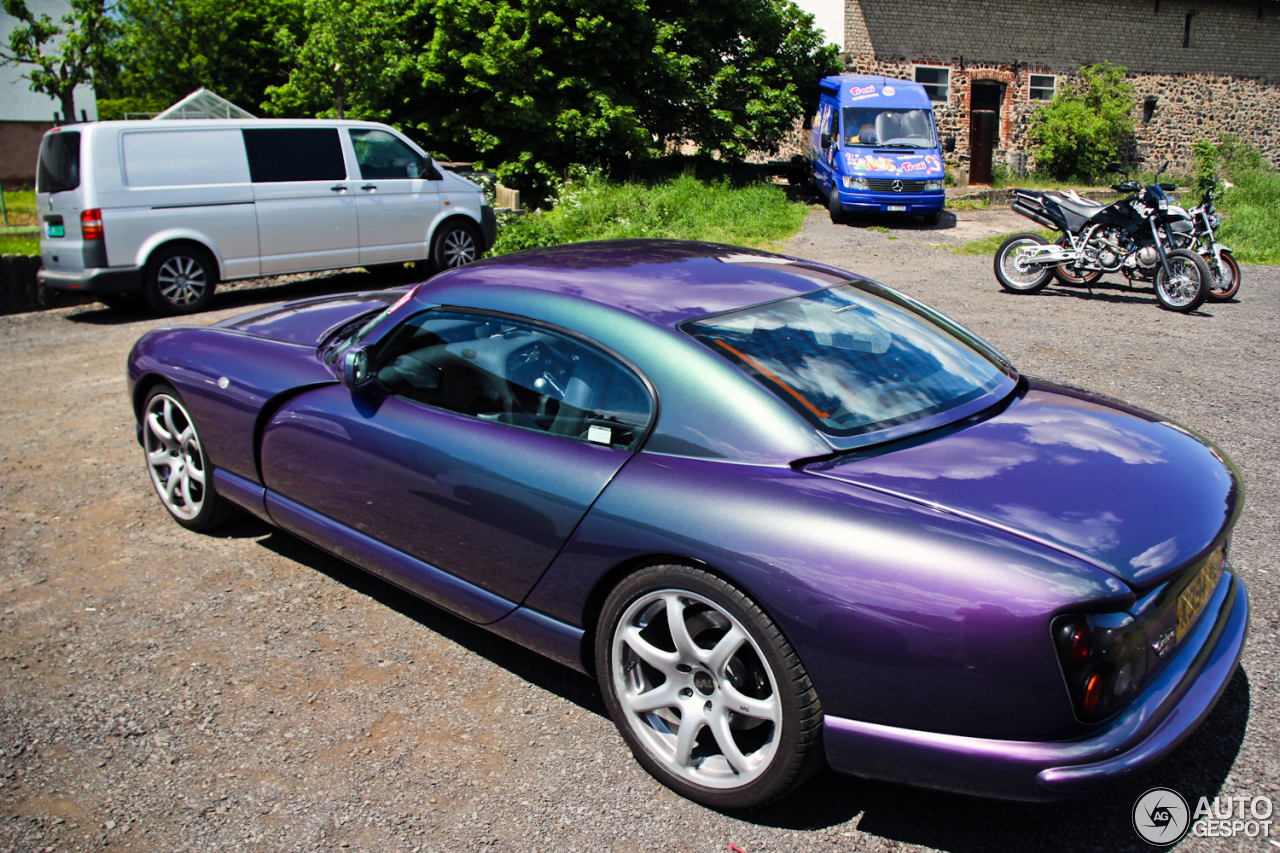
[81,209,103,240]
[1052,612,1150,722]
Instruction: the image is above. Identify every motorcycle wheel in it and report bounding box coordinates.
[1154,249,1211,313]
[994,233,1053,293]
[1053,235,1104,286]
[1205,250,1241,302]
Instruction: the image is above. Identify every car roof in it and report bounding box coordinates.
[414,240,855,328]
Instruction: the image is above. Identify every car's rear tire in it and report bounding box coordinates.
[828,189,845,225]
[141,383,240,531]
[143,244,217,315]
[596,564,823,810]
[431,220,481,272]
[994,232,1053,293]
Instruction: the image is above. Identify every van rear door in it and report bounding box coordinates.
[244,127,360,275]
[36,129,85,274]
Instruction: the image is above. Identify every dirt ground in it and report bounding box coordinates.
[1,210,1277,853]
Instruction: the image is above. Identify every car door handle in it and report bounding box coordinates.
[330,185,347,192]
[360,184,377,191]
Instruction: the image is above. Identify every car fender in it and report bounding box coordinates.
[133,227,227,280]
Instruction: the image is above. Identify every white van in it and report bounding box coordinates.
[35,119,496,314]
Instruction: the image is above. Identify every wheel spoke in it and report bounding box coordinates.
[625,683,679,715]
[673,715,705,768]
[706,625,747,675]
[186,460,205,485]
[708,708,751,775]
[721,681,781,724]
[163,468,180,501]
[147,411,174,444]
[178,469,193,507]
[662,593,701,661]
[621,625,678,675]
[162,399,181,439]
[147,448,171,466]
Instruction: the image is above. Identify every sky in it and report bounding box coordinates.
[791,0,843,51]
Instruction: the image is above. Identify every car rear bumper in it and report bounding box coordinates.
[38,266,142,294]
[835,190,944,214]
[823,571,1248,801]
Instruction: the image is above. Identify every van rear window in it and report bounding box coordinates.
[242,128,347,182]
[37,131,80,193]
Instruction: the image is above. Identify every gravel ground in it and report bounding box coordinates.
[1,212,1277,853]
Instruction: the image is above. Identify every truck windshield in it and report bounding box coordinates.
[682,282,1013,437]
[37,131,81,193]
[843,108,936,148]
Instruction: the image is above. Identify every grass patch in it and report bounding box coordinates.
[1,188,37,227]
[489,172,808,256]
[0,231,39,255]
[866,225,890,233]
[1216,168,1280,265]
[946,196,990,210]
[951,229,1058,256]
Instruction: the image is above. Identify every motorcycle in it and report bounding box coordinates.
[1167,173,1241,302]
[994,162,1212,313]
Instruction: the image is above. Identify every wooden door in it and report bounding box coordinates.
[969,83,1002,185]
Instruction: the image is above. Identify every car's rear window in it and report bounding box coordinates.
[682,282,1013,437]
[37,131,80,193]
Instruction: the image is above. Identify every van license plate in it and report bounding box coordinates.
[886,205,907,212]
[46,223,64,238]
[1176,549,1224,641]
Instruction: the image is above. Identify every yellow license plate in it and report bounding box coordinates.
[1176,549,1224,641]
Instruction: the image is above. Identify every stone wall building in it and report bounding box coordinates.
[842,0,1280,181]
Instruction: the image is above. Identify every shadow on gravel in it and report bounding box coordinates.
[252,528,607,717]
[832,210,957,232]
[1016,281,1217,315]
[744,668,1249,845]
[63,267,424,326]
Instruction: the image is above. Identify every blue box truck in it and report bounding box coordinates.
[810,74,955,225]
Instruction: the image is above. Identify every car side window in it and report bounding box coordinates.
[242,128,347,182]
[349,129,428,180]
[372,310,653,450]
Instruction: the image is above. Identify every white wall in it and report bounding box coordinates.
[1,0,98,122]
[790,0,844,51]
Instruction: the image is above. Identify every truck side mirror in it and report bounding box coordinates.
[944,136,956,153]
[340,343,377,392]
[820,133,831,149]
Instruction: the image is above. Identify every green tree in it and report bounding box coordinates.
[0,0,117,121]
[266,0,837,198]
[264,0,410,120]
[104,0,303,113]
[1027,62,1136,179]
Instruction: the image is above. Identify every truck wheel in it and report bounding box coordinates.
[828,190,845,225]
[431,221,481,272]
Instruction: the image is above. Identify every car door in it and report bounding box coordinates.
[244,127,360,274]
[259,308,654,608]
[813,100,838,194]
[346,128,443,265]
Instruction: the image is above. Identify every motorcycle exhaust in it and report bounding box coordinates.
[1010,201,1059,231]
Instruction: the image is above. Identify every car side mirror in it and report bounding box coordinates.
[944,136,956,153]
[820,133,831,149]
[425,159,443,180]
[340,343,376,391]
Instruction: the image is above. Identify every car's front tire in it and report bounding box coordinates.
[828,190,845,225]
[141,383,239,531]
[596,564,823,810]
[431,220,481,272]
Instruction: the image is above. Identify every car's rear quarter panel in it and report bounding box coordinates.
[526,452,1132,741]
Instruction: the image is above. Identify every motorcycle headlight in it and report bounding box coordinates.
[1209,213,1221,230]
[842,176,868,190]
[1157,197,1168,211]
[924,180,944,191]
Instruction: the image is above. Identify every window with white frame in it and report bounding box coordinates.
[914,66,950,102]
[1029,74,1056,101]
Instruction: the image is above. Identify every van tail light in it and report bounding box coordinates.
[81,209,104,240]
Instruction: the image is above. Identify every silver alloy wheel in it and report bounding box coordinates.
[1000,238,1048,288]
[143,394,207,521]
[441,228,478,268]
[156,255,208,307]
[1156,256,1203,307]
[611,589,782,790]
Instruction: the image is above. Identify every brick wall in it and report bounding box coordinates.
[843,0,1280,176]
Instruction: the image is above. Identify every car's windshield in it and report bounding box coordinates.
[842,108,936,148]
[682,283,1013,437]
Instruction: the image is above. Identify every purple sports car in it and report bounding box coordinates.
[128,240,1247,809]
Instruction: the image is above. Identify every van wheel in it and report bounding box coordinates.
[922,211,940,226]
[828,190,845,225]
[431,221,481,272]
[143,245,217,315]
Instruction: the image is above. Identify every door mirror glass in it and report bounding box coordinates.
[341,343,375,390]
